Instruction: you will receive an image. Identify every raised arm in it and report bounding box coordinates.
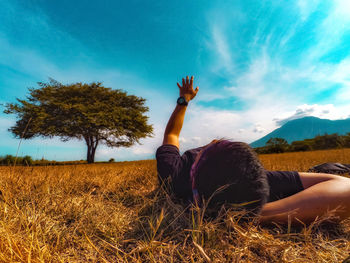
[162,76,199,148]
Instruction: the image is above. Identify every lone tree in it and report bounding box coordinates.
[4,79,153,163]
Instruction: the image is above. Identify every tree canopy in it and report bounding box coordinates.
[4,79,153,163]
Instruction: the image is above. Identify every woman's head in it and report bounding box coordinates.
[190,140,269,214]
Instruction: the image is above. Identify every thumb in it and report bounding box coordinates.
[195,86,199,93]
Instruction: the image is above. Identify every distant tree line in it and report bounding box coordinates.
[0,155,33,166]
[0,155,88,166]
[0,155,120,166]
[254,133,350,154]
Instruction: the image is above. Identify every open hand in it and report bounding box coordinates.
[177,76,199,102]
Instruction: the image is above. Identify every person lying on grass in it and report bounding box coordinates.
[156,75,350,224]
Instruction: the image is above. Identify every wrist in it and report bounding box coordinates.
[177,96,189,106]
[180,94,192,102]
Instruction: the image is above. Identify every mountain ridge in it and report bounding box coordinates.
[250,116,350,148]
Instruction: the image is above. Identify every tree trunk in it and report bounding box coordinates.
[85,136,99,163]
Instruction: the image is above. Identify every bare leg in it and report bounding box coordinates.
[260,173,350,224]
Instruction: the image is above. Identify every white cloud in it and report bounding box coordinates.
[179,137,187,143]
[211,26,233,73]
[253,123,265,133]
[191,136,201,143]
[333,0,350,17]
[231,52,271,101]
[175,103,284,148]
[274,104,350,126]
[297,0,321,21]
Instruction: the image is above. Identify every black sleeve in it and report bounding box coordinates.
[266,171,304,202]
[155,144,193,200]
[156,144,183,184]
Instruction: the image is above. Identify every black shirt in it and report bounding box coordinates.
[156,144,304,203]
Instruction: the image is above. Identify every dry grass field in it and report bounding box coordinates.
[0,149,350,262]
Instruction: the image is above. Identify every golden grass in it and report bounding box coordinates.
[260,148,350,172]
[0,150,349,262]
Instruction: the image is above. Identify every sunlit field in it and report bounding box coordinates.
[0,149,350,262]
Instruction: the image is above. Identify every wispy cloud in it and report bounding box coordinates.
[210,26,234,74]
[297,0,321,21]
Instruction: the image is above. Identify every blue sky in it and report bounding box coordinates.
[1,0,350,161]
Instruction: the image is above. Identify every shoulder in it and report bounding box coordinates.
[156,144,180,157]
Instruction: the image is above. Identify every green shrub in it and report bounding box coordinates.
[22,155,33,166]
[0,155,34,166]
[4,155,16,165]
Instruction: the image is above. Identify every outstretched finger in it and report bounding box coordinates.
[186,76,189,85]
[177,83,181,89]
[182,78,185,86]
[190,76,194,86]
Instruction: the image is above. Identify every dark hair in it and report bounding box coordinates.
[191,140,269,215]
